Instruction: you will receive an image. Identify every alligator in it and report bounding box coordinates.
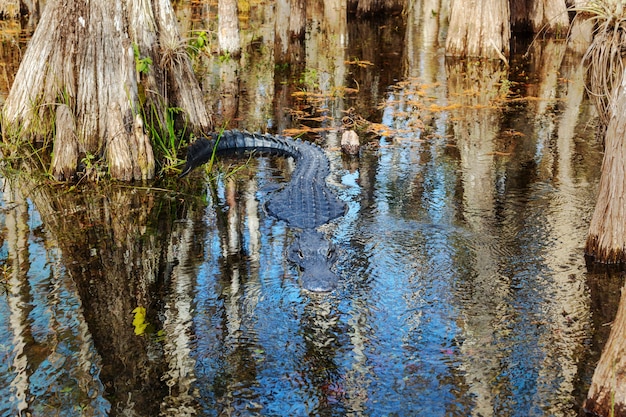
[180,130,346,292]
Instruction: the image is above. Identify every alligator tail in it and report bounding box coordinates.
[180,130,300,177]
[216,130,298,155]
[179,137,216,178]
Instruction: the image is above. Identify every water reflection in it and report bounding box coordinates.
[0,179,110,416]
[0,3,611,417]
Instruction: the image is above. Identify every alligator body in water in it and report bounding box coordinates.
[180,130,346,292]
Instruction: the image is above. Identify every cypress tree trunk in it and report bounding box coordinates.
[528,0,569,34]
[275,0,306,63]
[584,285,626,416]
[218,0,240,55]
[580,2,626,262]
[2,0,211,181]
[510,0,569,34]
[0,0,19,18]
[348,0,405,16]
[510,0,532,32]
[585,75,626,263]
[0,0,36,19]
[445,0,510,59]
[583,8,626,413]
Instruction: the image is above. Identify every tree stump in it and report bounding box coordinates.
[341,129,360,155]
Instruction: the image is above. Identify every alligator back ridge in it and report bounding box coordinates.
[181,130,346,230]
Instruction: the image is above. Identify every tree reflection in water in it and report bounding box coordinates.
[0,2,614,416]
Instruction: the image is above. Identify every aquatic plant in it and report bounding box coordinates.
[141,102,187,175]
[133,43,153,76]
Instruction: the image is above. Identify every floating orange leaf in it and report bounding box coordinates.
[345,58,375,68]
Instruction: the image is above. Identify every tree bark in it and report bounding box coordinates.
[510,0,569,34]
[0,0,19,18]
[584,285,626,416]
[218,0,240,55]
[275,0,306,63]
[289,0,306,37]
[583,11,626,412]
[446,0,510,59]
[529,0,569,34]
[51,104,79,180]
[348,0,405,16]
[2,0,211,181]
[0,0,39,19]
[510,0,532,32]
[585,73,626,263]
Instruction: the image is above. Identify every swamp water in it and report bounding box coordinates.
[0,5,618,417]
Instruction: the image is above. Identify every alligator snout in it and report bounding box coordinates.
[287,230,339,293]
[301,268,338,293]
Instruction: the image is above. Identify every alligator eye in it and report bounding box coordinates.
[297,250,304,259]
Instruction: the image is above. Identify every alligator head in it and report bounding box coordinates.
[287,230,338,293]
